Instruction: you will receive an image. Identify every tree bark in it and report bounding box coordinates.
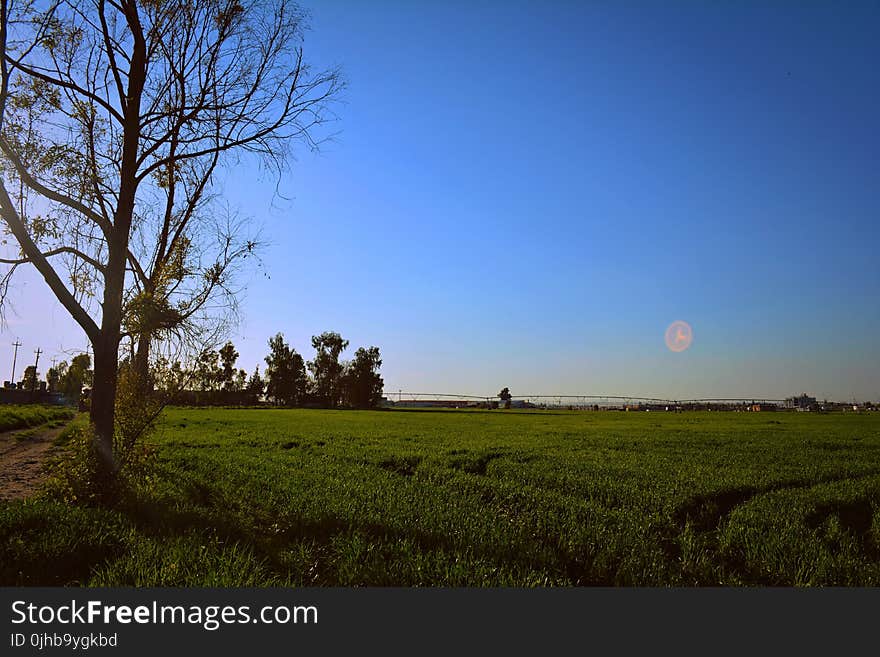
[133,331,151,389]
[88,219,129,484]
[89,338,118,481]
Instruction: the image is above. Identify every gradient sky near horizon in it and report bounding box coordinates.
[1,1,879,400]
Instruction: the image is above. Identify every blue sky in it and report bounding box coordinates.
[2,1,879,400]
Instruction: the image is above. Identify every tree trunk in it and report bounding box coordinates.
[87,9,147,492]
[89,339,118,481]
[133,331,151,391]
[88,181,137,492]
[88,232,128,487]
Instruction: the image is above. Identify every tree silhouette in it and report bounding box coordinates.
[20,364,36,391]
[218,341,239,391]
[498,387,512,409]
[60,353,92,399]
[246,366,265,404]
[308,331,348,408]
[194,350,221,392]
[342,347,384,409]
[265,333,307,406]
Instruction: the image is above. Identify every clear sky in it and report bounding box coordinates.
[2,1,879,401]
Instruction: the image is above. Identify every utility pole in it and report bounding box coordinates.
[49,357,58,393]
[10,338,21,387]
[11,339,21,384]
[32,348,42,393]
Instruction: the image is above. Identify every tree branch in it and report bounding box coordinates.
[0,182,100,343]
[0,136,113,237]
[0,0,9,135]
[4,57,124,125]
[0,245,106,273]
[98,0,128,114]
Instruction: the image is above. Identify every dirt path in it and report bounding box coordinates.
[0,423,68,502]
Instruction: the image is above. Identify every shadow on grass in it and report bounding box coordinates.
[448,451,505,476]
[378,455,422,477]
[806,497,879,559]
[0,501,130,585]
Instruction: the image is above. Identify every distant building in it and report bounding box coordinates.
[750,403,777,412]
[784,394,817,411]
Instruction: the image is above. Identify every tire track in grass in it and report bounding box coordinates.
[663,469,880,581]
[672,468,880,533]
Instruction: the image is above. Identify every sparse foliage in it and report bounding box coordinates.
[150,357,186,397]
[194,349,221,391]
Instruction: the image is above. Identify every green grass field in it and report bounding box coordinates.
[0,404,74,433]
[2,407,879,586]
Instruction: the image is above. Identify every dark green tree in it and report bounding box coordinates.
[342,347,384,409]
[60,354,92,399]
[46,367,61,393]
[308,331,349,407]
[234,368,247,393]
[194,350,220,391]
[218,341,240,391]
[499,387,512,409]
[151,357,186,394]
[246,366,266,404]
[20,365,37,391]
[265,333,308,406]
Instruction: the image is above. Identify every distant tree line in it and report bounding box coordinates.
[3,354,94,399]
[155,331,384,409]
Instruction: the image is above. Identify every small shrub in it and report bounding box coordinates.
[43,423,108,506]
[114,363,164,469]
[43,421,156,507]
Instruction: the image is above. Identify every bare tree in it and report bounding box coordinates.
[0,0,341,489]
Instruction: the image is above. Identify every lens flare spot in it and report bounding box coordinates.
[665,320,693,353]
